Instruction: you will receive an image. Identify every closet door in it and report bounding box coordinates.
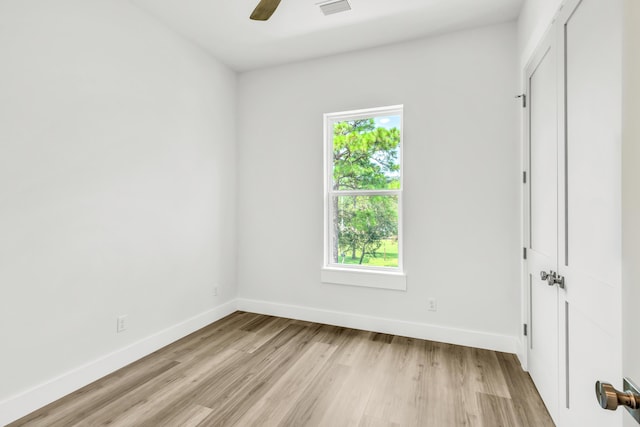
[525,29,560,424]
[557,0,622,425]
[524,2,623,426]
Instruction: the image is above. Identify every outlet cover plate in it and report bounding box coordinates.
[117,315,128,333]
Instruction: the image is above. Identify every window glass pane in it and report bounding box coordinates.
[330,195,399,268]
[332,115,401,191]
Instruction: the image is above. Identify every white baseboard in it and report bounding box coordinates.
[236,298,519,354]
[0,300,237,426]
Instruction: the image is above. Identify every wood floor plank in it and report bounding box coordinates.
[231,341,338,426]
[467,347,512,399]
[429,342,481,426]
[362,336,417,424]
[381,337,434,426]
[68,348,244,427]
[151,311,260,363]
[147,403,212,427]
[278,325,363,427]
[190,324,319,426]
[279,362,352,426]
[10,356,180,427]
[240,314,280,332]
[230,316,294,353]
[359,415,401,427]
[315,336,391,426]
[10,313,555,427]
[137,325,308,427]
[477,392,519,427]
[495,352,555,427]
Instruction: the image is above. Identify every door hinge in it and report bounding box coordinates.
[522,171,527,184]
[515,93,527,108]
[524,323,528,336]
[523,247,527,260]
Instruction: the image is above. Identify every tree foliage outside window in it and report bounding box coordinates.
[326,107,403,269]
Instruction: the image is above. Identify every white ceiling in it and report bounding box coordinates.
[132,0,524,72]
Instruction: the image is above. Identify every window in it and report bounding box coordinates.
[322,105,405,290]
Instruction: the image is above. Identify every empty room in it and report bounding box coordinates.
[1,0,639,426]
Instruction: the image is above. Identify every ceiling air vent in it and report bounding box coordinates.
[318,0,351,16]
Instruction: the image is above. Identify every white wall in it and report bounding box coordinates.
[0,0,236,419]
[518,0,564,64]
[622,1,640,426]
[236,23,520,349]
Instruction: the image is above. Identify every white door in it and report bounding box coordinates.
[525,29,560,423]
[557,0,623,425]
[525,1,623,426]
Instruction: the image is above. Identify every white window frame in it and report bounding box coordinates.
[321,105,406,291]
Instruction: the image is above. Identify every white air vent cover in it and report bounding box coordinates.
[318,0,351,16]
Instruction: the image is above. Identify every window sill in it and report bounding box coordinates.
[321,267,407,291]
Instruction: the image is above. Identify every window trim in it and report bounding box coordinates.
[322,105,405,290]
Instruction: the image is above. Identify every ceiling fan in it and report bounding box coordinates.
[250,0,282,21]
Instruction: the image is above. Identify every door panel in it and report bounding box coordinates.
[529,46,558,259]
[566,305,620,425]
[564,0,622,286]
[526,34,559,423]
[558,0,623,425]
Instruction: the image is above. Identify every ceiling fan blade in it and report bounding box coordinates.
[250,0,282,21]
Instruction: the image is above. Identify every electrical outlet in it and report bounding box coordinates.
[213,286,218,297]
[428,298,437,312]
[117,315,128,333]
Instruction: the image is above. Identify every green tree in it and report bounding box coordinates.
[331,118,400,265]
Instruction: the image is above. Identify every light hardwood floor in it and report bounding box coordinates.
[10,312,555,427]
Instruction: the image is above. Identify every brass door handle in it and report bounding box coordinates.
[596,381,640,411]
